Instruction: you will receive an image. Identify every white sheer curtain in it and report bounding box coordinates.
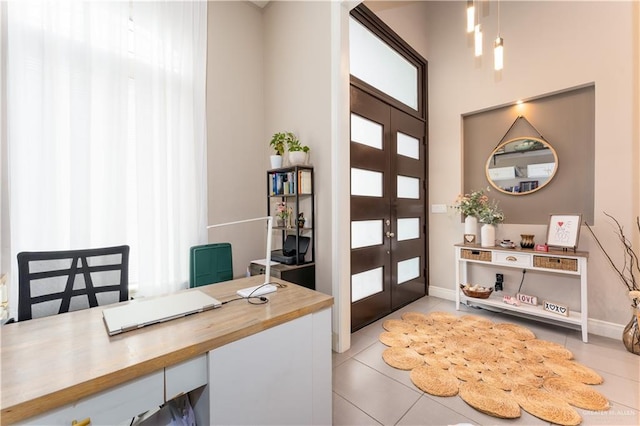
[6,1,207,315]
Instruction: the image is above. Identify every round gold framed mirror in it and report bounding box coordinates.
[486,136,558,195]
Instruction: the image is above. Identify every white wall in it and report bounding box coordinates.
[263,1,334,297]
[205,0,638,349]
[370,1,639,331]
[206,2,267,275]
[0,2,9,318]
[206,1,349,350]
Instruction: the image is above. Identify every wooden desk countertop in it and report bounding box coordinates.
[0,276,333,425]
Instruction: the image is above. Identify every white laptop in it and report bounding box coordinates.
[102,290,222,336]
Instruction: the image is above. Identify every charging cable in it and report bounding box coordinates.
[517,269,527,294]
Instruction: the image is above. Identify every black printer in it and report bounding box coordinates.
[271,235,311,265]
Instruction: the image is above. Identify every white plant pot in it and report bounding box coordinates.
[288,151,307,166]
[464,216,478,242]
[270,155,283,169]
[481,223,496,247]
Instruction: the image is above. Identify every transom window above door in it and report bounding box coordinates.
[349,17,418,111]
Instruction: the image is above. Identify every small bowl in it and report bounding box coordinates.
[460,285,493,299]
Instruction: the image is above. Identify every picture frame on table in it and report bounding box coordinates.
[546,214,582,252]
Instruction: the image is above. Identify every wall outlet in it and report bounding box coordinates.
[495,273,504,291]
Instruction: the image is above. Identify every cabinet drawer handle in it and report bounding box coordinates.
[72,418,91,426]
[506,256,518,261]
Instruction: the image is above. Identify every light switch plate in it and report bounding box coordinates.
[431,204,447,214]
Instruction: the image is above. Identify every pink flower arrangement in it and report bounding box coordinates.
[275,201,291,221]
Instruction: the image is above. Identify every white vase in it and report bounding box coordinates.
[464,216,478,243]
[289,151,307,166]
[481,223,496,247]
[270,155,283,169]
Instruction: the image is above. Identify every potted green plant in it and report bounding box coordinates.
[285,134,310,166]
[269,132,288,169]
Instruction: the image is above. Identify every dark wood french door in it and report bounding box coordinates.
[350,85,427,331]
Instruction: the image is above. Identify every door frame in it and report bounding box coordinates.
[349,4,429,331]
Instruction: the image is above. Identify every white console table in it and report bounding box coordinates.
[455,244,589,342]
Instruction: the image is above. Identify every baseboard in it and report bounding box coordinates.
[586,318,624,340]
[429,286,456,301]
[427,285,625,340]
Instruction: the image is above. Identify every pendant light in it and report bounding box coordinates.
[466,0,475,33]
[474,1,482,56]
[494,0,503,70]
[494,37,504,70]
[474,25,483,57]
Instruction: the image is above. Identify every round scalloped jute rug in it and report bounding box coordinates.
[379,312,609,425]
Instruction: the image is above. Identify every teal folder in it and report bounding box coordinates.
[189,243,233,288]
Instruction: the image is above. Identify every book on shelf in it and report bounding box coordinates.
[297,169,312,194]
[269,169,312,196]
[269,171,298,196]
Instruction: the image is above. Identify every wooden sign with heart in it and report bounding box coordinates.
[464,234,476,243]
[543,300,569,316]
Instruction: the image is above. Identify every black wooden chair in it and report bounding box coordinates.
[17,245,129,321]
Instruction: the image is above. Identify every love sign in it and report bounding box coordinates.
[516,293,538,306]
[543,300,569,316]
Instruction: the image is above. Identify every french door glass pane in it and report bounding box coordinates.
[349,17,418,110]
[397,218,420,241]
[397,132,420,160]
[351,113,383,150]
[397,257,420,284]
[397,175,419,199]
[351,220,383,249]
[351,168,383,197]
[352,267,383,302]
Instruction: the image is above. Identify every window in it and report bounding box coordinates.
[4,2,208,316]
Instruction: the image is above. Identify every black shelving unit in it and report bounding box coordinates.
[257,165,315,289]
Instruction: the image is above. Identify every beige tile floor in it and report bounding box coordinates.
[332,296,640,426]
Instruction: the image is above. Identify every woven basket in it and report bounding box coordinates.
[533,256,578,272]
[461,249,492,262]
[460,285,493,299]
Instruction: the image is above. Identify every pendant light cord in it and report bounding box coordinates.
[497,0,501,37]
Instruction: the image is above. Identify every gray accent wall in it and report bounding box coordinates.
[463,85,595,225]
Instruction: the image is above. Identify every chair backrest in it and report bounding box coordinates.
[189,243,233,288]
[17,245,129,321]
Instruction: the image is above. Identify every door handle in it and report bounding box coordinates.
[386,231,395,238]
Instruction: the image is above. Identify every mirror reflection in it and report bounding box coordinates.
[486,136,558,195]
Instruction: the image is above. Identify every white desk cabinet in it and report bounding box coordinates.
[455,244,589,342]
[1,277,333,425]
[20,372,164,426]
[209,308,331,425]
